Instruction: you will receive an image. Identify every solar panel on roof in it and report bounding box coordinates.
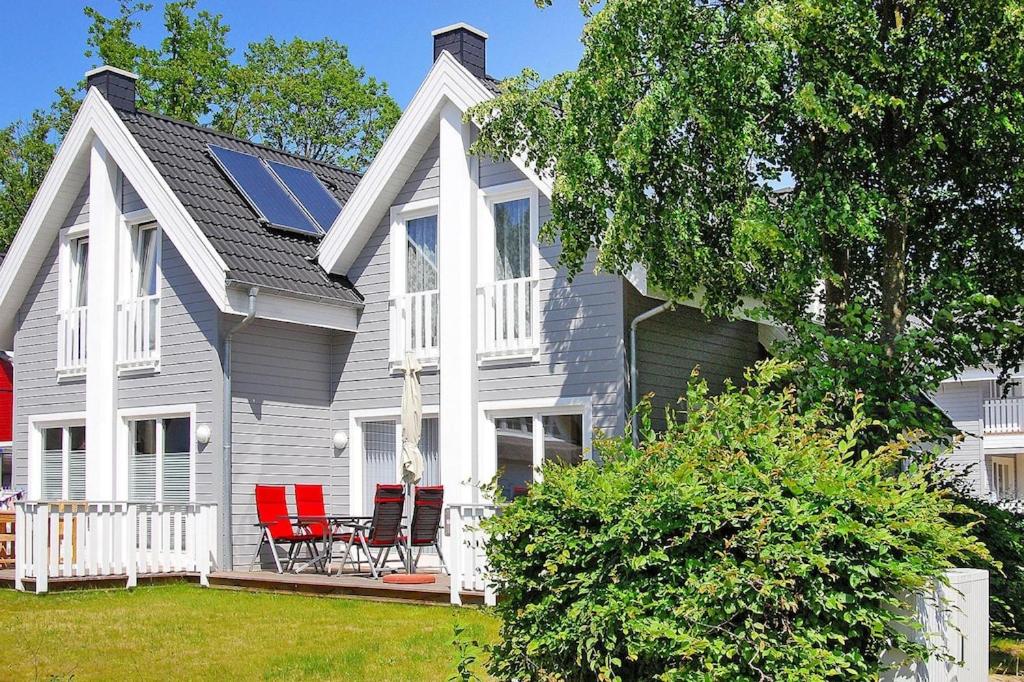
[207,144,322,236]
[266,160,343,231]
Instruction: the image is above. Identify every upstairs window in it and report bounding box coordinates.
[493,198,531,281]
[57,235,89,377]
[405,215,438,294]
[118,222,161,371]
[70,238,89,308]
[130,223,159,298]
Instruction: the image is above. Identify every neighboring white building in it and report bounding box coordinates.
[933,368,1024,501]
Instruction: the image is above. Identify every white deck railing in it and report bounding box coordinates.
[983,397,1024,434]
[14,501,217,593]
[477,277,540,359]
[444,503,497,606]
[56,306,88,376]
[117,295,160,370]
[390,290,439,364]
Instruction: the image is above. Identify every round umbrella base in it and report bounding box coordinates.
[382,573,436,585]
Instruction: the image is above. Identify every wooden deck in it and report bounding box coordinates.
[0,567,483,606]
[208,569,483,606]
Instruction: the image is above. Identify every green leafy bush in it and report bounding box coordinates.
[482,361,987,681]
[949,490,1024,636]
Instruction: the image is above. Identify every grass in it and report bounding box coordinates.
[993,638,1024,679]
[0,582,499,681]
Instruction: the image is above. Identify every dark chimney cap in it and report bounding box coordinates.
[85,65,139,112]
[432,23,488,78]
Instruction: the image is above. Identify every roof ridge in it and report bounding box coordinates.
[122,108,364,181]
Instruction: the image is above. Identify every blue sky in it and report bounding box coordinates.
[0,1,589,125]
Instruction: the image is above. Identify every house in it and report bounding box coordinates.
[0,24,767,572]
[932,368,1024,504]
[0,350,12,492]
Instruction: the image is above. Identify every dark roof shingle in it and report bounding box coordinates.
[117,109,363,304]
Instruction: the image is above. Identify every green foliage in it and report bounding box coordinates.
[214,37,400,169]
[948,488,1024,637]
[482,361,987,681]
[472,0,1024,445]
[0,0,400,251]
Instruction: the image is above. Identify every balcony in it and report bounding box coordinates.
[117,294,160,371]
[389,289,439,366]
[57,306,88,377]
[983,398,1024,434]
[477,276,540,360]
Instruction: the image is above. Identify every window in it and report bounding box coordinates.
[360,417,440,514]
[39,425,86,500]
[405,215,438,294]
[493,409,587,501]
[119,223,161,369]
[57,236,89,376]
[389,202,441,365]
[494,198,531,281]
[130,224,159,298]
[129,417,191,502]
[991,457,1017,501]
[70,238,89,307]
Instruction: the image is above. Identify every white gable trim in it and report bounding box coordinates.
[317,51,553,275]
[0,89,230,345]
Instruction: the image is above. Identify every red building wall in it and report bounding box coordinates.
[0,357,12,444]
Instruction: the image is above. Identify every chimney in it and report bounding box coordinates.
[85,65,139,112]
[432,23,488,78]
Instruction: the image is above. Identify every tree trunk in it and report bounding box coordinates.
[880,216,908,358]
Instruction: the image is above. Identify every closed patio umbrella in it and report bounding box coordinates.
[400,352,424,573]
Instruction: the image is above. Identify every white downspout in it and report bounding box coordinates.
[221,286,258,569]
[629,300,674,444]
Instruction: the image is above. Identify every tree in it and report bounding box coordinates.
[472,0,1024,441]
[0,1,400,250]
[214,37,400,170]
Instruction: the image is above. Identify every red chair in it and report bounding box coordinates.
[336,484,406,578]
[294,483,346,570]
[248,484,319,574]
[406,485,448,574]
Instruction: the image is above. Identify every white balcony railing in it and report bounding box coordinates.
[477,277,540,359]
[983,397,1024,434]
[14,501,218,593]
[117,295,160,370]
[57,306,88,377]
[389,290,439,365]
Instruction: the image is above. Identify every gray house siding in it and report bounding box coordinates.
[230,319,336,568]
[932,381,989,495]
[330,136,442,514]
[624,286,763,431]
[477,158,627,436]
[12,182,90,488]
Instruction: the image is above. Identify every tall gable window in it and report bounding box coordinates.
[118,221,161,372]
[56,234,90,377]
[479,182,540,360]
[390,201,440,367]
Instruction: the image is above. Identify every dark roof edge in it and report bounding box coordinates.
[226,279,364,307]
[123,108,364,182]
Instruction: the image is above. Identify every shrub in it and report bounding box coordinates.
[481,361,987,681]
[949,490,1024,636]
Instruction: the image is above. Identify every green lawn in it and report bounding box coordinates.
[0,582,499,681]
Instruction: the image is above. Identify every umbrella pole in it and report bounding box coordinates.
[405,482,413,574]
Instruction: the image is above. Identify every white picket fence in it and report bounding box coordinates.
[444,503,497,606]
[14,501,217,593]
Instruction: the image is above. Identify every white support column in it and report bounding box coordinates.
[438,101,479,506]
[86,138,120,500]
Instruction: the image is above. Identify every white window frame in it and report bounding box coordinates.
[477,181,542,364]
[347,404,440,515]
[478,396,593,492]
[27,411,87,499]
[56,226,91,379]
[116,404,196,503]
[118,211,162,374]
[388,198,441,370]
